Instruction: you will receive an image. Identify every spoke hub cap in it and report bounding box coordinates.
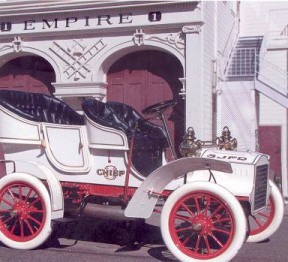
[191,214,212,235]
[11,201,28,220]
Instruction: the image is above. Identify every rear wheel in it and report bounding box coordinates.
[247,180,284,243]
[0,173,52,249]
[161,182,246,262]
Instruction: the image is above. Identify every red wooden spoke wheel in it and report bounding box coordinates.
[161,182,246,262]
[0,173,52,249]
[247,180,284,243]
[169,192,235,259]
[249,196,274,236]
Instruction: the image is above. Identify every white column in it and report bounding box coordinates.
[183,24,204,138]
[52,82,106,100]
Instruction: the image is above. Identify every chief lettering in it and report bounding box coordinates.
[97,165,125,180]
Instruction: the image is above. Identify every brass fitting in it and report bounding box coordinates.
[215,126,237,150]
[179,127,202,157]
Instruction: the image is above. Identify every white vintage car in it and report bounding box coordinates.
[0,89,284,262]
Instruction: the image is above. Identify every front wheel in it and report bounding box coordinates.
[161,182,247,262]
[0,173,52,249]
[247,179,284,243]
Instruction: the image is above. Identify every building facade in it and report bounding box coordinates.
[1,1,287,197]
[0,1,238,155]
[218,1,288,198]
[241,2,288,198]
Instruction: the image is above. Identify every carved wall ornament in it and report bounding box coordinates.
[148,31,184,50]
[182,25,202,34]
[50,39,106,81]
[133,29,146,46]
[12,37,23,52]
[179,77,186,99]
[67,39,87,57]
[166,32,185,50]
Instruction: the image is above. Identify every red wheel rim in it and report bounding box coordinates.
[0,181,46,242]
[249,196,274,236]
[168,191,236,260]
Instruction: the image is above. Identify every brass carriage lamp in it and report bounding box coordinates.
[179,127,202,157]
[215,126,237,151]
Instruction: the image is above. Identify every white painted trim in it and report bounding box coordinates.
[184,27,204,137]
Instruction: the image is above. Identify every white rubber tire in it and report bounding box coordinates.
[161,182,247,262]
[0,173,52,249]
[247,179,284,243]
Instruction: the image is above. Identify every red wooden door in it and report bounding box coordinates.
[107,68,173,112]
[0,56,55,177]
[0,56,55,94]
[258,126,282,178]
[107,51,184,157]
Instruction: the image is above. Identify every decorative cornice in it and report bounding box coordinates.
[0,1,200,17]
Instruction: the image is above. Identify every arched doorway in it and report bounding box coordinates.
[107,50,184,159]
[0,55,56,176]
[0,56,55,94]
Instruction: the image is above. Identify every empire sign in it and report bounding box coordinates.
[0,12,162,34]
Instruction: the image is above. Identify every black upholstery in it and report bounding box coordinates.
[0,90,84,125]
[82,99,133,136]
[106,101,168,150]
[82,99,168,149]
[82,99,169,176]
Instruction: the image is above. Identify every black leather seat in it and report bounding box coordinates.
[82,99,168,149]
[82,99,168,176]
[106,101,168,150]
[0,90,84,125]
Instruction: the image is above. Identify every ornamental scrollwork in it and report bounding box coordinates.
[148,31,184,50]
[166,32,185,50]
[182,25,202,34]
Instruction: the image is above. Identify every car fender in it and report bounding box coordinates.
[124,157,232,219]
[6,160,64,219]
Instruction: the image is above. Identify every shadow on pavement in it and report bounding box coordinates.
[45,217,174,261]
